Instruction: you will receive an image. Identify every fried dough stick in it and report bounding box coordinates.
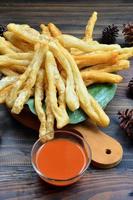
[0,85,13,104]
[0,55,30,67]
[49,40,79,111]
[11,44,47,114]
[4,31,34,52]
[1,65,26,74]
[81,71,123,86]
[81,60,129,73]
[44,72,55,141]
[57,34,121,52]
[0,76,18,91]
[59,67,123,86]
[57,41,110,127]
[74,51,118,68]
[8,52,33,60]
[0,68,19,76]
[40,22,55,139]
[6,43,45,108]
[40,24,51,37]
[7,24,47,45]
[84,11,97,41]
[48,23,62,37]
[45,50,69,128]
[35,69,47,140]
[0,36,21,54]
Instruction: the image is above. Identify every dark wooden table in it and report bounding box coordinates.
[0,0,133,199]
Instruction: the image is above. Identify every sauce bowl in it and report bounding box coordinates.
[31,130,92,186]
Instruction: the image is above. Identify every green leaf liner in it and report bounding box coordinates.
[26,83,117,124]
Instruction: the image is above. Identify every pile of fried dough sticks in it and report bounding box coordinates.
[0,11,132,141]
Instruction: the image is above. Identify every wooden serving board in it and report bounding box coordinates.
[11,106,123,169]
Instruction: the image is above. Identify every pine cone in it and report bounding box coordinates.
[0,25,5,37]
[122,23,133,46]
[118,109,133,138]
[101,24,119,44]
[128,77,133,97]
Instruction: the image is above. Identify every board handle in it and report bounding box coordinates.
[73,121,123,169]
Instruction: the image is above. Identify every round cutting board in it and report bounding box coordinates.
[10,106,123,169]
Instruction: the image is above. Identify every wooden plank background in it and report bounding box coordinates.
[0,0,133,199]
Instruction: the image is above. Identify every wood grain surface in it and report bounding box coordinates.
[0,0,133,199]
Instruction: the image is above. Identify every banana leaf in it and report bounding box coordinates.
[26,83,117,124]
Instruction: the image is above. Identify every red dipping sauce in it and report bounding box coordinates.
[31,131,91,186]
[36,139,87,180]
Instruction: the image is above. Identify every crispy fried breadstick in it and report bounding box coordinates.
[0,36,21,54]
[40,24,51,37]
[4,31,34,52]
[49,40,79,111]
[7,65,26,74]
[45,94,55,141]
[11,43,47,114]
[8,52,33,60]
[0,68,19,76]
[81,60,129,73]
[0,55,30,67]
[74,51,118,68]
[57,34,121,52]
[7,24,47,45]
[58,41,110,127]
[45,50,69,128]
[6,44,45,108]
[48,23,62,37]
[43,71,55,141]
[84,11,97,41]
[35,69,47,140]
[0,85,13,104]
[0,76,18,91]
[81,71,123,86]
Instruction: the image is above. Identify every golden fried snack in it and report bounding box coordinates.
[0,85,13,104]
[118,48,133,60]
[49,40,79,111]
[45,94,54,141]
[0,36,22,53]
[44,72,55,141]
[45,50,69,128]
[11,43,47,114]
[82,60,129,73]
[48,23,62,37]
[8,52,33,60]
[57,34,121,52]
[0,36,18,55]
[6,44,44,108]
[84,11,97,41]
[74,51,118,68]
[0,76,18,91]
[81,70,123,86]
[7,23,47,45]
[5,65,26,74]
[58,42,110,127]
[35,69,47,140]
[0,68,19,76]
[4,31,34,52]
[0,18,132,143]
[0,55,30,67]
[71,41,99,56]
[40,24,51,37]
